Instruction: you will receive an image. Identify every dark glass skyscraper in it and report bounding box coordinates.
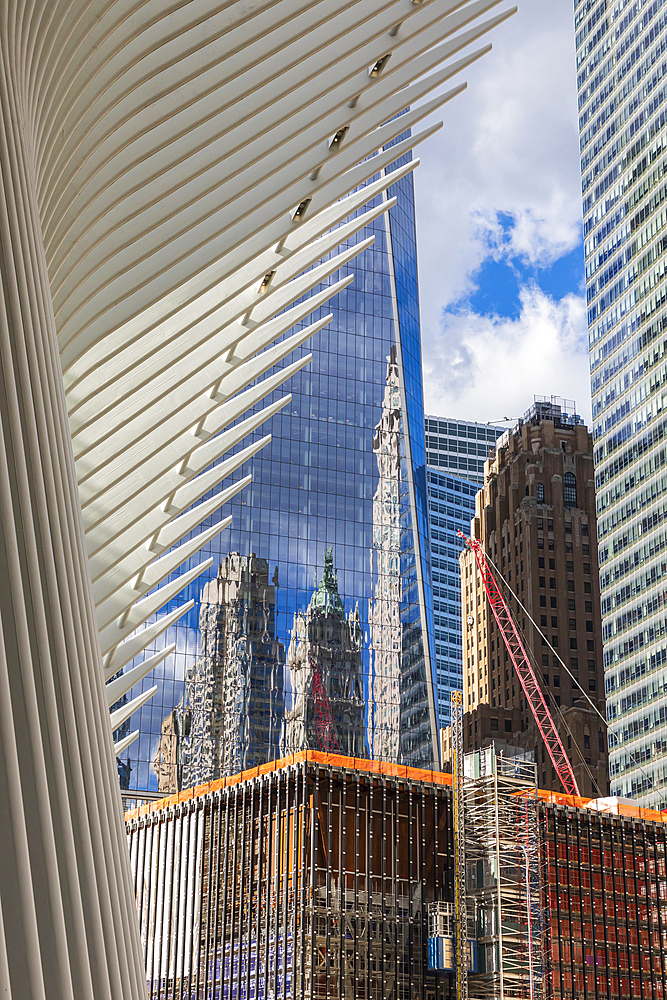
[118,151,438,792]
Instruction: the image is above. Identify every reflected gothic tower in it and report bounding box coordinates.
[282,548,365,756]
[367,348,403,761]
[154,554,285,791]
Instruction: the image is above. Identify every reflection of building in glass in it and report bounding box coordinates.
[368,349,402,760]
[121,160,438,791]
[282,549,365,757]
[154,554,285,791]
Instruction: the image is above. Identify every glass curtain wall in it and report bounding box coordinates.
[118,146,437,793]
[577,0,667,805]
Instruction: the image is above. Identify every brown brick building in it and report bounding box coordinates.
[459,399,608,797]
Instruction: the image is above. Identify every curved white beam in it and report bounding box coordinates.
[0,1,515,995]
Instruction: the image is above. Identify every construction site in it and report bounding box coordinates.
[126,745,667,1000]
[125,533,667,999]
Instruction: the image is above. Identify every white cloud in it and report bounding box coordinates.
[412,0,588,420]
[423,286,591,425]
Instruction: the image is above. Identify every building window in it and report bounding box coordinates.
[551,616,558,628]
[537,518,543,528]
[564,472,577,509]
[588,659,596,672]
[584,734,590,749]
[588,679,596,691]
[547,519,554,531]
[539,557,545,568]
[537,537,544,549]
[542,654,549,666]
[540,596,546,607]
[549,578,556,589]
[586,621,593,632]
[505,720,512,733]
[490,718,499,731]
[566,561,574,573]
[549,559,555,570]
[570,638,577,649]
[584,582,591,594]
[587,640,594,651]
[536,483,544,502]
[539,576,546,588]
[569,618,576,629]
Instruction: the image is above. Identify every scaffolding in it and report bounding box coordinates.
[464,745,546,1000]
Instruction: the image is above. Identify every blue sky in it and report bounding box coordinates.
[414,0,590,425]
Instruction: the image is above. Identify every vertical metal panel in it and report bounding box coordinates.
[366,776,373,1000]
[160,817,175,987]
[264,776,273,1000]
[246,780,257,1000]
[229,785,240,997]
[272,772,281,1000]
[146,819,160,989]
[339,768,347,1000]
[168,811,182,998]
[299,765,308,999]
[354,771,360,999]
[254,778,264,1000]
[202,799,215,998]
[151,818,167,997]
[309,767,319,1000]
[281,769,290,1000]
[382,779,387,1000]
[325,767,333,996]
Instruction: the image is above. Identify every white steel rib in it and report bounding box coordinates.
[0,0,515,996]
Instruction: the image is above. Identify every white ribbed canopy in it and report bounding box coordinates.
[0,1,514,995]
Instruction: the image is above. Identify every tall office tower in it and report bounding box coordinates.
[424,416,505,728]
[122,161,440,791]
[425,414,503,485]
[153,554,285,792]
[282,548,365,756]
[577,1,667,804]
[459,399,608,797]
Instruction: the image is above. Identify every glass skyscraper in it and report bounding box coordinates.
[119,147,439,793]
[577,0,667,805]
[424,417,504,728]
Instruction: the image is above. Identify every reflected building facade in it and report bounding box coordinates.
[282,548,365,757]
[153,554,285,792]
[120,150,438,791]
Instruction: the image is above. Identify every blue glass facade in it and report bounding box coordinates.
[117,154,438,792]
[426,471,478,730]
[424,418,504,730]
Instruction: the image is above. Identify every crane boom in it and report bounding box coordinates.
[459,531,580,797]
[311,657,339,752]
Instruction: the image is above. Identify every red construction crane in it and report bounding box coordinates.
[458,531,580,797]
[311,657,339,753]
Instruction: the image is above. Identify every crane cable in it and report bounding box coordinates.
[476,546,610,796]
[479,544,655,799]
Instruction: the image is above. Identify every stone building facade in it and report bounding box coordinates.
[459,399,608,797]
